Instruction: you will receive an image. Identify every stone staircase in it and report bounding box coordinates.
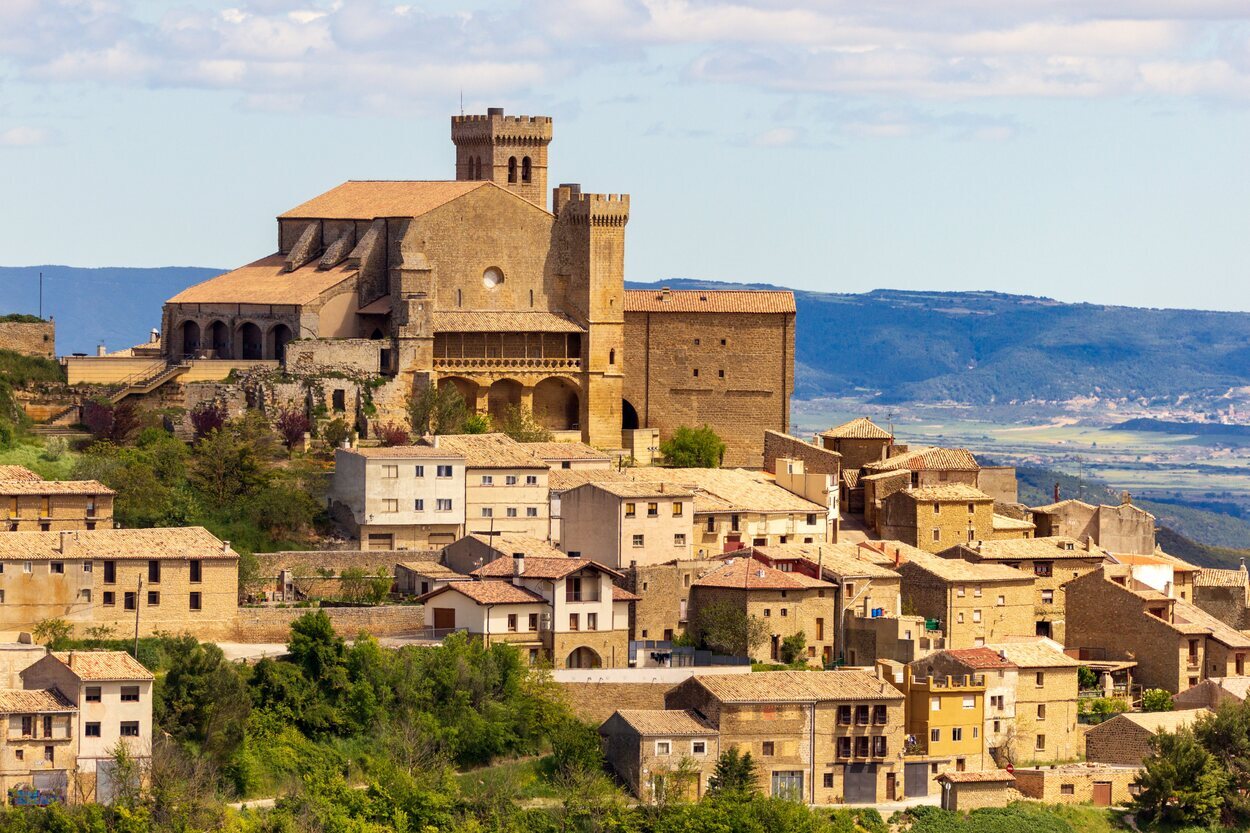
[108,361,189,405]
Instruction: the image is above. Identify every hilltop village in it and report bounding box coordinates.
[0,108,1246,823]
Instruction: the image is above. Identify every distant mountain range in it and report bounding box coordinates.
[6,266,1250,405]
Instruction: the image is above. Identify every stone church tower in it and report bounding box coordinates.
[452,107,553,209]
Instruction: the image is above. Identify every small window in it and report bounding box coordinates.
[521,156,532,183]
[147,591,160,606]
[952,727,963,741]
[507,156,518,183]
[1036,671,1045,687]
[506,507,518,518]
[148,560,161,583]
[1041,589,1054,604]
[527,613,538,631]
[930,728,940,743]
[1035,734,1046,751]
[997,595,1005,606]
[647,502,658,517]
[414,499,424,511]
[80,589,90,602]
[569,613,579,631]
[761,741,775,756]
[506,475,518,485]
[718,369,724,378]
[972,610,982,623]
[655,740,671,755]
[526,475,538,486]
[121,685,140,702]
[962,696,975,709]
[120,722,140,737]
[1061,784,1074,796]
[609,349,615,365]
[332,389,346,412]
[957,586,966,598]
[934,504,941,515]
[481,475,494,486]
[103,591,115,606]
[189,559,202,583]
[382,499,399,513]
[382,465,398,479]
[104,560,116,584]
[693,368,699,378]
[436,499,452,511]
[933,528,941,542]
[437,465,453,478]
[507,614,518,632]
[23,561,31,573]
[124,592,136,611]
[44,746,53,764]
[968,502,976,514]
[674,533,686,546]
[625,502,636,517]
[632,534,644,547]
[481,508,493,518]
[673,502,684,517]
[527,507,538,517]
[1037,704,1047,719]
[86,686,101,703]
[50,561,64,574]
[415,465,425,477]
[931,697,941,712]
[189,591,202,611]
[85,722,101,737]
[587,612,597,631]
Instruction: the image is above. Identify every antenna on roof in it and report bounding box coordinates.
[459,89,464,116]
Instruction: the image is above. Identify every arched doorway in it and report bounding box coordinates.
[533,377,580,430]
[438,376,478,411]
[622,398,640,430]
[268,324,293,362]
[566,646,602,669]
[179,321,201,358]
[208,320,230,359]
[239,322,263,360]
[487,379,522,424]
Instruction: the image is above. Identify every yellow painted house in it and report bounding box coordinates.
[882,662,989,775]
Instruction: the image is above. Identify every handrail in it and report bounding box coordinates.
[114,360,170,389]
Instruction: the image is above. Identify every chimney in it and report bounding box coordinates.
[1054,483,1060,503]
[1240,558,1246,573]
[515,555,525,577]
[222,539,231,554]
[487,106,504,117]
[96,344,106,357]
[1121,490,1132,506]
[149,328,159,344]
[58,530,73,554]
[659,482,665,494]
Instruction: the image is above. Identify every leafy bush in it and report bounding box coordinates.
[661,425,726,467]
[780,631,807,665]
[497,405,553,443]
[1142,688,1174,712]
[322,417,351,449]
[189,401,227,439]
[83,399,143,443]
[41,436,67,461]
[274,408,311,448]
[375,421,410,447]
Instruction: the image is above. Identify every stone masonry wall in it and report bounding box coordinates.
[560,682,674,724]
[0,321,54,359]
[1193,585,1250,630]
[233,604,424,642]
[762,431,841,476]
[1084,721,1155,766]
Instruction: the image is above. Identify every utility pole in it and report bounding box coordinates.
[38,272,42,320]
[133,576,142,658]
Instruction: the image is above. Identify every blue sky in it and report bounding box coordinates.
[2,0,1248,311]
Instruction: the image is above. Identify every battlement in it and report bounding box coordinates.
[556,187,630,226]
[451,108,553,144]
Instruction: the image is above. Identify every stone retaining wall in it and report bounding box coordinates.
[233,604,424,642]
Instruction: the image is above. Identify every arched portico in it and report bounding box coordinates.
[533,377,580,430]
[178,321,201,358]
[268,323,293,362]
[208,320,231,358]
[487,379,523,424]
[566,646,602,669]
[239,322,263,360]
[622,398,640,430]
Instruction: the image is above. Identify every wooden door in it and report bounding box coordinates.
[885,772,897,801]
[1092,782,1112,806]
[432,608,456,630]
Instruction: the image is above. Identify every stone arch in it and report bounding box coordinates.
[622,398,640,431]
[487,379,522,424]
[566,646,601,669]
[268,323,293,362]
[438,376,478,410]
[239,322,263,360]
[522,156,532,183]
[533,377,580,431]
[208,320,231,358]
[178,321,201,358]
[508,156,518,183]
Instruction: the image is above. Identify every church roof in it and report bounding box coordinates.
[623,289,795,314]
[168,254,357,306]
[431,311,585,333]
[279,180,489,220]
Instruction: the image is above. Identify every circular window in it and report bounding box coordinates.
[482,267,504,289]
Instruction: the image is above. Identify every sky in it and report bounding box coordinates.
[2,0,1249,311]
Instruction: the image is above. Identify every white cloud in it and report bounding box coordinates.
[0,126,53,146]
[0,0,1246,112]
[751,126,800,146]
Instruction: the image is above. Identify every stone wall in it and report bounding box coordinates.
[256,549,438,578]
[0,320,54,359]
[233,604,424,642]
[977,467,1019,504]
[945,781,1021,811]
[624,559,722,641]
[762,431,840,476]
[1193,584,1250,630]
[1011,764,1139,804]
[560,682,675,723]
[285,338,385,376]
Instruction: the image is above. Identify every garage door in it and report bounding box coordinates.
[432,608,456,630]
[1093,782,1112,807]
[844,763,877,804]
[904,762,929,797]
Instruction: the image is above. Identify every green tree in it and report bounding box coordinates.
[1142,688,1174,712]
[1077,666,1098,690]
[156,636,251,769]
[707,747,758,797]
[780,632,807,665]
[1193,700,1250,822]
[497,405,553,443]
[32,618,71,649]
[189,423,270,505]
[408,384,472,435]
[321,417,351,449]
[1134,727,1228,826]
[661,425,726,467]
[693,600,768,658]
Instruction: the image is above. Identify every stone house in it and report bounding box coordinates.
[1193,564,1250,628]
[424,434,550,539]
[686,553,836,666]
[1030,496,1156,554]
[664,670,906,804]
[21,651,154,804]
[985,640,1081,765]
[548,468,630,546]
[863,446,980,490]
[915,647,1019,766]
[420,553,635,668]
[441,532,566,574]
[1065,565,1250,693]
[1084,709,1209,766]
[599,709,720,803]
[1106,550,1199,603]
[879,485,997,553]
[818,418,893,472]
[621,557,725,643]
[394,561,468,597]
[936,770,1018,811]
[893,546,1035,649]
[940,537,1108,642]
[884,664,989,776]
[1011,762,1140,806]
[1173,677,1250,709]
[0,473,115,533]
[624,467,830,555]
[860,470,911,527]
[332,445,466,550]
[0,528,239,641]
[524,441,614,472]
[0,688,77,804]
[559,480,695,568]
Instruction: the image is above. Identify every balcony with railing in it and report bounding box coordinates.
[433,331,582,374]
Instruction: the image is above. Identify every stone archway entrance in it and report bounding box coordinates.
[566,646,602,669]
[179,321,201,358]
[208,320,231,358]
[487,379,522,424]
[240,322,263,360]
[268,324,293,362]
[438,376,478,410]
[622,398,640,430]
[533,377,580,431]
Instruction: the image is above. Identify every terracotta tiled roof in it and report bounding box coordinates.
[426,434,548,469]
[865,447,980,473]
[1172,601,1250,649]
[984,641,1080,669]
[0,467,42,482]
[625,468,824,514]
[958,537,1103,561]
[841,470,860,489]
[896,484,992,503]
[692,557,833,591]
[0,688,77,714]
[466,533,567,560]
[820,418,893,440]
[937,770,1015,784]
[991,514,1036,532]
[51,651,154,681]
[398,562,467,580]
[1196,568,1248,588]
[898,549,1032,583]
[1110,552,1199,572]
[1030,498,1096,514]
[339,446,463,459]
[1107,709,1210,734]
[0,479,113,496]
[939,647,1018,670]
[623,289,795,314]
[549,469,630,493]
[473,554,622,580]
[572,480,694,499]
[524,442,613,462]
[0,527,236,561]
[751,544,900,580]
[279,180,488,220]
[423,581,546,605]
[610,709,715,735]
[613,586,642,602]
[168,253,358,305]
[431,310,585,333]
[693,670,904,704]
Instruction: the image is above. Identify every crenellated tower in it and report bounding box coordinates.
[452,107,553,209]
